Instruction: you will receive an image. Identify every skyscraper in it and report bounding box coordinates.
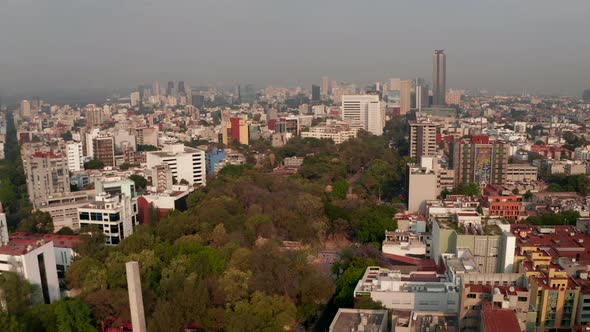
[311,85,320,102]
[415,79,430,112]
[152,81,160,96]
[321,77,330,96]
[432,50,446,106]
[341,95,383,136]
[583,89,590,103]
[400,80,412,115]
[166,81,174,96]
[177,81,185,95]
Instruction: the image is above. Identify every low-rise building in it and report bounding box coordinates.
[301,125,358,144]
[78,193,137,245]
[354,266,460,313]
[506,164,538,182]
[329,309,388,332]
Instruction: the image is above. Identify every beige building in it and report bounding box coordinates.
[506,164,538,182]
[38,192,90,231]
[400,80,412,115]
[408,166,437,214]
[301,125,358,144]
[25,151,70,208]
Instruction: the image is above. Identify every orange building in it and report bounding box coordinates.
[482,184,523,221]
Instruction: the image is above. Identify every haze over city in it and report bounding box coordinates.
[1,0,590,101]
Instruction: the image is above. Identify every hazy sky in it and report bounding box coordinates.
[1,0,589,99]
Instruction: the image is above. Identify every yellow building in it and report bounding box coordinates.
[528,266,580,331]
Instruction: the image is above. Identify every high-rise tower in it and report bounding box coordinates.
[432,50,446,106]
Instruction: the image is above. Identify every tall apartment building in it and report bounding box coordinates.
[133,126,159,147]
[66,141,83,172]
[86,107,104,128]
[93,135,115,167]
[25,151,70,207]
[432,50,446,106]
[399,80,412,115]
[407,166,438,214]
[410,121,438,162]
[449,136,509,186]
[341,95,383,136]
[146,144,206,186]
[222,117,249,145]
[20,99,31,117]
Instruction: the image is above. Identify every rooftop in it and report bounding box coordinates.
[329,309,387,332]
[481,303,521,332]
[0,232,81,256]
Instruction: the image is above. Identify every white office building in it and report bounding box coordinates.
[146,144,206,186]
[66,141,84,172]
[341,95,383,136]
[78,194,137,246]
[354,266,460,313]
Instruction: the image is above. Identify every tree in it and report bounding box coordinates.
[84,159,104,170]
[56,227,75,235]
[137,144,158,151]
[18,210,54,234]
[129,175,148,191]
[354,205,397,246]
[332,180,349,200]
[54,298,97,332]
[0,272,35,315]
[224,291,297,332]
[362,159,398,201]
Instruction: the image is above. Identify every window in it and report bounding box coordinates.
[90,212,102,221]
[467,294,476,299]
[518,297,527,302]
[79,212,89,220]
[109,212,120,222]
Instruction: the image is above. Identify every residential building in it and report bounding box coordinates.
[24,151,70,208]
[408,165,437,214]
[222,117,249,145]
[431,217,515,273]
[460,284,533,332]
[66,141,84,172]
[446,89,464,105]
[329,309,388,332]
[354,266,460,313]
[301,125,358,144]
[151,164,173,193]
[506,164,538,182]
[38,192,90,231]
[481,184,523,221]
[400,80,412,115]
[86,107,104,128]
[134,127,159,147]
[480,303,524,332]
[341,95,383,136]
[93,135,115,167]
[449,136,509,186]
[409,121,438,162]
[146,143,206,186]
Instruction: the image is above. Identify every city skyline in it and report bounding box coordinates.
[1,0,590,99]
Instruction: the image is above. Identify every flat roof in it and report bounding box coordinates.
[330,309,387,332]
[0,232,81,256]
